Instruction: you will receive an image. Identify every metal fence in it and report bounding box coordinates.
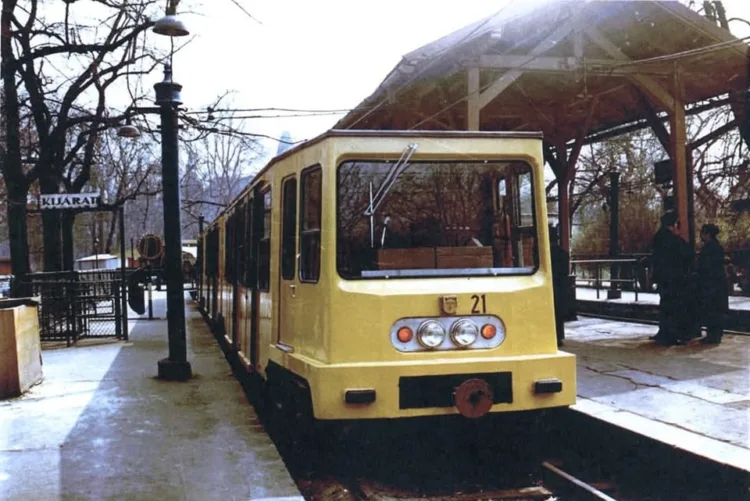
[18,269,128,346]
[570,257,645,301]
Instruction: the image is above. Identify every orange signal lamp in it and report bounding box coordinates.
[397,327,414,343]
[481,324,497,339]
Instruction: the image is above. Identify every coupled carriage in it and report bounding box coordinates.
[197,130,575,423]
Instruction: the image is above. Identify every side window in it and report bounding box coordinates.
[497,178,507,211]
[281,177,297,280]
[206,229,215,277]
[236,203,246,285]
[518,171,533,227]
[244,200,254,287]
[299,166,322,282]
[225,214,234,282]
[257,190,272,291]
[196,236,203,277]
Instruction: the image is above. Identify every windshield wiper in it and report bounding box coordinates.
[363,142,417,218]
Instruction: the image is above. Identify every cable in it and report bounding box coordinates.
[227,0,263,25]
[182,107,358,115]
[204,111,346,120]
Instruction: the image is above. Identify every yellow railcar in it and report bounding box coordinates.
[198,130,575,421]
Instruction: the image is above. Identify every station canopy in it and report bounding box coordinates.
[335,0,749,144]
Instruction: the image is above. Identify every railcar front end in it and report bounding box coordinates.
[266,132,576,421]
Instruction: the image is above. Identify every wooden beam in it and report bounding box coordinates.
[637,90,670,152]
[467,67,480,131]
[585,27,675,113]
[478,14,585,109]
[729,90,750,151]
[573,30,584,59]
[543,140,560,175]
[567,98,598,177]
[479,55,672,76]
[689,118,739,150]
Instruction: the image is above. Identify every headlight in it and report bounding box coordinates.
[450,319,479,347]
[417,320,446,348]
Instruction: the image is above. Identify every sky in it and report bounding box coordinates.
[152,0,750,161]
[165,0,512,153]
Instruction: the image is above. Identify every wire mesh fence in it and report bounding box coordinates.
[18,269,126,346]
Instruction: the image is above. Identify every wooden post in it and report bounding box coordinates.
[467,67,480,131]
[669,89,689,242]
[686,147,695,250]
[555,141,571,252]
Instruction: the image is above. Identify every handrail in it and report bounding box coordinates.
[570,257,645,301]
[572,258,638,264]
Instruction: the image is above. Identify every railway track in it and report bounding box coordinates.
[262,408,749,501]
[299,458,624,501]
[263,410,630,501]
[231,349,748,501]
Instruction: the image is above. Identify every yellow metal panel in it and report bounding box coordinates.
[233,132,573,419]
[283,351,575,420]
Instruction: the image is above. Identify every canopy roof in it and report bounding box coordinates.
[335,0,748,144]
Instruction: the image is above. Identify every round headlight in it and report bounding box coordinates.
[417,320,446,348]
[450,319,479,347]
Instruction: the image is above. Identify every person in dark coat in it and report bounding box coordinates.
[697,224,729,344]
[549,225,568,348]
[651,211,693,345]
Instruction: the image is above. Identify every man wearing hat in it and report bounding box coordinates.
[697,223,729,344]
[651,211,693,345]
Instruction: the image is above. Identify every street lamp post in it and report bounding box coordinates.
[117,8,191,380]
[607,171,621,300]
[154,64,192,381]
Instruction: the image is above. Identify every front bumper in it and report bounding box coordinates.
[288,352,576,420]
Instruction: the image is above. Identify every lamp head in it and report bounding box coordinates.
[153,4,189,37]
[117,118,141,138]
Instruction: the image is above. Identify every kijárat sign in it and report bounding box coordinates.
[40,193,101,210]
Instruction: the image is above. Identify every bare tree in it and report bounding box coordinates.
[90,129,162,254]
[1,0,165,274]
[180,118,264,237]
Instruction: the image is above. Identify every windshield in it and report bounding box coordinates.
[337,159,538,279]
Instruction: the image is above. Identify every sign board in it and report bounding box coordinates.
[653,159,672,185]
[39,193,101,210]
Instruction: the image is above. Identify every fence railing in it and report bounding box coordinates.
[16,269,128,346]
[570,258,648,302]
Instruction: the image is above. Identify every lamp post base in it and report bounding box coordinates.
[157,357,192,381]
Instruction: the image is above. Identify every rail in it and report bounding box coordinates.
[570,258,644,302]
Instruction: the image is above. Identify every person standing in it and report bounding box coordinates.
[651,211,692,345]
[549,225,568,347]
[697,224,729,344]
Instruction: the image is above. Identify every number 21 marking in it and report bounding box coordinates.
[471,294,487,314]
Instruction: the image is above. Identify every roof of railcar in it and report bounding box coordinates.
[205,129,544,228]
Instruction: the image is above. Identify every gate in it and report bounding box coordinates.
[20,201,130,346]
[21,269,128,346]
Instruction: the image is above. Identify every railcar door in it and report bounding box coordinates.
[277,176,298,348]
[232,204,246,350]
[248,190,263,368]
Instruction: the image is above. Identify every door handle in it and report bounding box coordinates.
[289,283,296,298]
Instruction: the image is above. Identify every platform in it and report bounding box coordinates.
[564,316,750,474]
[575,287,750,331]
[576,287,750,311]
[0,293,302,501]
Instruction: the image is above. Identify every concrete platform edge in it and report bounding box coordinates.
[571,397,750,474]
